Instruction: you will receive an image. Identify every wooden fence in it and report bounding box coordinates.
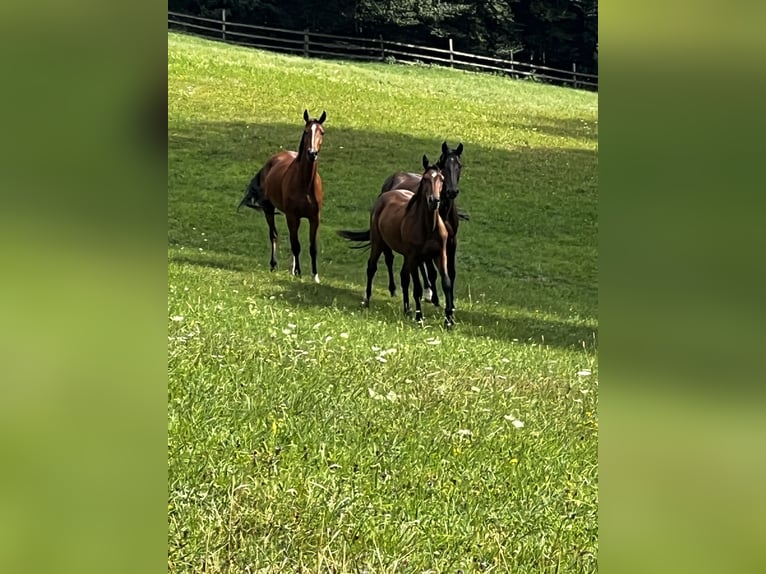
[168,10,598,91]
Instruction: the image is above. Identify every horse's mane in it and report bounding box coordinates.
[297,127,307,158]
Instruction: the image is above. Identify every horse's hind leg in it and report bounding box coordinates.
[286,214,302,276]
[308,213,320,284]
[383,246,396,296]
[263,202,278,271]
[364,242,383,307]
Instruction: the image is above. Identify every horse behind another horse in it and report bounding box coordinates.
[380,141,464,312]
[338,155,455,327]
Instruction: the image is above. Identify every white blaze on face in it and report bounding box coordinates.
[309,123,319,152]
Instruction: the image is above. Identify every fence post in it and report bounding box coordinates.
[510,49,515,77]
[222,9,226,42]
[380,35,385,61]
[304,29,309,57]
[572,62,578,89]
[448,38,454,67]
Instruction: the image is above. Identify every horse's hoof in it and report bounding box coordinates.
[415,312,423,324]
[444,317,455,329]
[361,298,370,308]
[423,288,433,301]
[313,274,320,284]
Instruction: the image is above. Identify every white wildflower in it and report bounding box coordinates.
[456,429,473,438]
[340,332,349,339]
[504,415,525,428]
[578,369,592,376]
[170,315,184,322]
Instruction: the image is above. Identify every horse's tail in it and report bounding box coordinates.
[237,169,265,212]
[336,229,371,249]
[457,209,471,221]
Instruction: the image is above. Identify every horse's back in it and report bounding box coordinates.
[371,189,414,254]
[380,172,421,194]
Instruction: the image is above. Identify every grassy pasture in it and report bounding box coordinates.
[168,32,598,573]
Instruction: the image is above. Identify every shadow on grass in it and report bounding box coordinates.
[169,119,598,345]
[268,275,597,350]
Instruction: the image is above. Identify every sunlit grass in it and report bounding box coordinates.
[168,32,597,573]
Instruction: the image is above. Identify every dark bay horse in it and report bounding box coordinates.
[238,110,326,283]
[380,142,464,311]
[338,156,455,327]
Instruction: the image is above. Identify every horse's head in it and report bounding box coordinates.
[301,109,326,163]
[420,154,444,212]
[437,141,463,200]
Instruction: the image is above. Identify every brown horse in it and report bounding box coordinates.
[238,110,326,283]
[338,156,455,327]
[380,142,464,312]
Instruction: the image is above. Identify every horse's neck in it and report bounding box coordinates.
[291,153,318,195]
[411,193,438,240]
[439,198,453,220]
[440,198,458,228]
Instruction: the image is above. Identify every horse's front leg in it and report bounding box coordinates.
[308,213,320,283]
[286,214,302,276]
[400,262,411,316]
[411,261,424,324]
[447,237,457,313]
[437,248,455,327]
[425,259,440,307]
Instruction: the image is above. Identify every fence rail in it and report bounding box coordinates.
[168,11,597,90]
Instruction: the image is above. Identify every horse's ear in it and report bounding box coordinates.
[422,154,429,170]
[318,110,327,124]
[456,142,463,155]
[442,141,448,154]
[303,109,310,123]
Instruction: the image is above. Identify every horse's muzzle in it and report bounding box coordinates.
[445,188,459,200]
[428,198,441,211]
[307,151,319,162]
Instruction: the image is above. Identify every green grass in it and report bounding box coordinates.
[168,32,598,573]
